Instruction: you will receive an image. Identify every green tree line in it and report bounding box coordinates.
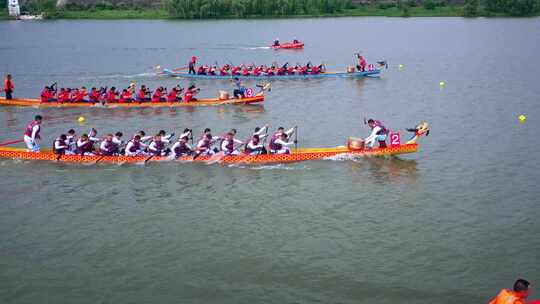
[167,0,353,18]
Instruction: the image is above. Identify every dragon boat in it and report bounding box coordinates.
[0,123,429,165]
[271,42,304,49]
[0,94,264,108]
[162,68,381,80]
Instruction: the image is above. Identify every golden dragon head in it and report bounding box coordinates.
[405,122,430,144]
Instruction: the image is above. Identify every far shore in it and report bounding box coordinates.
[1,6,538,20]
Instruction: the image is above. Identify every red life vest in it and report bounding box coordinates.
[40,89,51,102]
[107,90,117,103]
[4,79,14,91]
[119,92,132,103]
[24,121,40,139]
[152,90,163,103]
[183,90,194,102]
[89,90,100,102]
[73,90,85,102]
[58,91,70,103]
[137,89,146,100]
[167,89,177,102]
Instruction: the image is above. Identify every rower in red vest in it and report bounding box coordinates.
[118,89,132,103]
[58,88,71,103]
[73,87,88,102]
[106,87,118,103]
[40,86,55,102]
[489,279,531,304]
[183,85,199,102]
[311,65,320,74]
[231,66,241,75]
[137,85,150,102]
[197,66,206,75]
[151,87,166,103]
[89,87,101,103]
[220,65,230,76]
[23,115,42,152]
[167,86,183,102]
[357,54,367,72]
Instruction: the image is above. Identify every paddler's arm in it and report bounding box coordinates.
[233,138,244,144]
[284,127,295,136]
[275,138,295,147]
[365,126,382,142]
[89,136,100,142]
[253,125,268,136]
[179,130,191,139]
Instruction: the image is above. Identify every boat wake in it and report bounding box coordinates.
[242,46,271,50]
[78,72,157,81]
[227,163,308,170]
[324,153,366,162]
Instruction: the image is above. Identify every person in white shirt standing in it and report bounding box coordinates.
[23,115,42,152]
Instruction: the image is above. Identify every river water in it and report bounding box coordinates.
[0,17,539,303]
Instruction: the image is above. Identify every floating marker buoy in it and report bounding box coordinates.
[519,114,526,123]
[399,64,404,70]
[155,65,161,69]
[78,116,85,123]
[439,81,445,87]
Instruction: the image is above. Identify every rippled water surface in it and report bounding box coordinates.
[1,17,539,304]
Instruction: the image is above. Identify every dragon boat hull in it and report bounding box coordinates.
[162,68,380,80]
[271,42,304,49]
[0,95,264,108]
[0,144,418,165]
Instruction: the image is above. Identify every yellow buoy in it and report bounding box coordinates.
[439,81,445,87]
[399,64,404,70]
[78,116,85,123]
[519,114,526,123]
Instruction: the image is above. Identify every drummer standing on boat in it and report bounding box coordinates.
[23,115,42,152]
[188,56,197,74]
[3,74,14,100]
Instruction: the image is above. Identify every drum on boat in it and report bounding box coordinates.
[219,91,229,100]
[347,137,365,150]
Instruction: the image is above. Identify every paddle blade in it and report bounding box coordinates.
[0,139,24,146]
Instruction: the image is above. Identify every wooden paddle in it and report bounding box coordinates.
[294,126,298,151]
[0,139,23,146]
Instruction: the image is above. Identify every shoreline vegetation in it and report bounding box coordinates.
[1,0,539,20]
